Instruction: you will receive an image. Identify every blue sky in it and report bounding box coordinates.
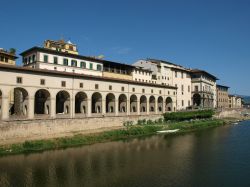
[1,0,250,95]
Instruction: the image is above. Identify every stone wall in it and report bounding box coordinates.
[0,115,163,145]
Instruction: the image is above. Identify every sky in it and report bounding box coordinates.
[1,0,250,95]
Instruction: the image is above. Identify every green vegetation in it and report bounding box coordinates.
[0,118,226,157]
[163,110,215,121]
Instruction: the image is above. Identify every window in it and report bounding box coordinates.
[151,89,153,94]
[97,64,102,71]
[188,100,191,106]
[44,55,48,63]
[63,58,68,66]
[181,85,184,91]
[195,86,199,92]
[28,56,31,63]
[40,79,45,85]
[132,88,135,92]
[54,57,58,64]
[61,81,66,87]
[32,54,36,62]
[188,86,190,92]
[95,84,99,89]
[109,85,112,90]
[89,63,93,70]
[80,61,86,68]
[142,89,145,93]
[182,100,184,106]
[175,71,177,78]
[80,83,83,88]
[181,72,183,78]
[71,60,77,67]
[16,77,22,84]
[121,87,125,91]
[159,90,162,94]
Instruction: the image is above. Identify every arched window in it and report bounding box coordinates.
[80,61,86,68]
[71,60,77,67]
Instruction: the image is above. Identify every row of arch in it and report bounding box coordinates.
[0,88,174,119]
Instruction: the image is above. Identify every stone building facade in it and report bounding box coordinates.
[216,85,229,108]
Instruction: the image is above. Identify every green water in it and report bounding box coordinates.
[1,121,250,187]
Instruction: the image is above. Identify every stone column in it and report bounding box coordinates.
[115,99,119,116]
[146,99,150,115]
[50,97,56,118]
[87,99,92,117]
[102,99,106,115]
[127,100,130,116]
[28,96,34,119]
[1,95,9,120]
[155,99,158,114]
[162,98,166,113]
[71,98,75,118]
[137,100,140,115]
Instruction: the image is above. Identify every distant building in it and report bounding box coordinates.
[44,39,78,55]
[190,69,218,108]
[0,48,17,66]
[216,85,229,108]
[229,95,243,108]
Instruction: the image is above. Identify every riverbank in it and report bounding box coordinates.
[0,118,228,157]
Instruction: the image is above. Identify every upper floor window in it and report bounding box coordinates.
[89,63,93,70]
[195,86,199,92]
[63,58,68,66]
[80,61,86,68]
[181,72,184,78]
[16,77,22,84]
[97,64,102,71]
[71,60,77,67]
[175,71,177,78]
[54,56,58,64]
[32,54,36,62]
[44,55,48,63]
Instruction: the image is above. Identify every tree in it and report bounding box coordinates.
[9,48,16,55]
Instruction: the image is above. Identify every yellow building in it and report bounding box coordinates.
[44,39,78,55]
[0,48,17,65]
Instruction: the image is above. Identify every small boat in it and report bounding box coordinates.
[157,129,179,134]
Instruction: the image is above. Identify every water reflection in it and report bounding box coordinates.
[1,122,250,187]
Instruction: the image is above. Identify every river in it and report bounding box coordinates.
[1,121,250,187]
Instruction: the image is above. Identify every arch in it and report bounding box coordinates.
[130,95,137,113]
[0,90,2,118]
[56,90,70,114]
[75,92,87,114]
[118,94,127,113]
[106,93,115,113]
[193,93,201,107]
[158,96,163,113]
[149,96,156,112]
[34,89,51,115]
[92,92,102,113]
[140,95,147,113]
[166,97,173,111]
[10,87,29,117]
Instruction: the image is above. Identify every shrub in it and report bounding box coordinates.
[163,110,215,122]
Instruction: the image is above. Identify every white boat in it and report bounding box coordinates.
[157,129,179,134]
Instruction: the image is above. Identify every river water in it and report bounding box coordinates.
[1,121,250,187]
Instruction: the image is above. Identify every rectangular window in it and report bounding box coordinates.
[80,83,83,88]
[188,86,190,92]
[95,84,99,89]
[181,85,184,91]
[80,61,86,68]
[44,55,48,63]
[121,87,125,91]
[181,72,183,79]
[151,89,153,93]
[71,60,77,67]
[109,85,112,90]
[195,86,199,92]
[63,58,68,66]
[142,89,145,93]
[32,54,36,62]
[16,77,22,84]
[175,71,177,78]
[89,63,93,70]
[97,64,102,71]
[132,88,135,92]
[40,79,45,85]
[54,57,58,64]
[61,81,66,87]
[182,100,184,106]
[159,90,162,94]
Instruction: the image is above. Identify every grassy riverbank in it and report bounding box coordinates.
[0,118,225,157]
